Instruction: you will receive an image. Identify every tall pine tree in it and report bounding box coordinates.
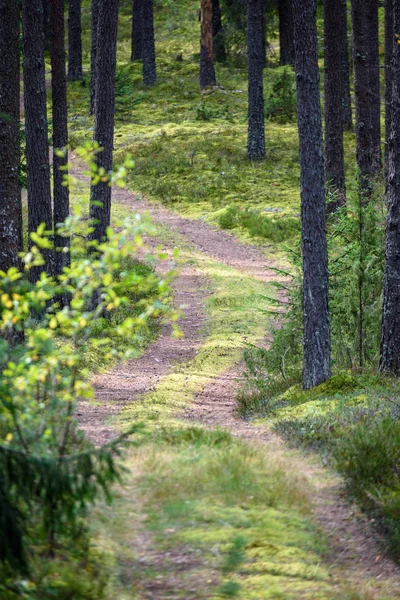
[339,0,353,131]
[351,0,374,194]
[324,0,346,209]
[293,0,331,389]
[368,0,382,172]
[142,0,156,85]
[247,0,265,160]
[90,0,100,115]
[200,0,216,88]
[50,0,70,277]
[22,0,53,280]
[131,0,143,61]
[212,0,226,62]
[380,0,400,373]
[278,0,295,66]
[0,0,22,272]
[90,0,119,243]
[68,0,83,82]
[385,0,394,176]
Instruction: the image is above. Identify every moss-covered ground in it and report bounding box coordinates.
[65,0,361,251]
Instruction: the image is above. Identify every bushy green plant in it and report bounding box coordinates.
[335,417,400,553]
[0,204,175,595]
[265,68,297,123]
[328,195,385,369]
[218,205,300,243]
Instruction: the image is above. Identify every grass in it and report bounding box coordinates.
[238,365,400,560]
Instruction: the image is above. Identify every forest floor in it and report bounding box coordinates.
[57,2,400,597]
[71,163,400,600]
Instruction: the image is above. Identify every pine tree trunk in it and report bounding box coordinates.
[50,0,70,277]
[200,0,216,89]
[368,0,382,172]
[68,0,83,82]
[0,0,22,272]
[89,0,119,243]
[293,0,331,390]
[247,0,265,160]
[351,0,374,194]
[131,0,143,61]
[278,0,295,66]
[22,0,53,281]
[212,0,226,62]
[385,0,394,176]
[142,0,156,85]
[379,1,400,374]
[339,0,353,131]
[324,0,346,210]
[90,0,100,115]
[42,0,51,52]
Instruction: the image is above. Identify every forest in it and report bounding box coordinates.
[1,0,400,597]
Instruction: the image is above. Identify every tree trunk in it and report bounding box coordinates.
[247,0,265,160]
[131,0,143,61]
[50,0,70,277]
[200,0,216,89]
[339,0,353,131]
[379,1,400,374]
[89,0,119,243]
[68,0,83,82]
[385,0,394,176]
[22,0,53,281]
[90,0,100,115]
[324,0,346,210]
[142,0,156,85]
[293,0,331,390]
[212,0,226,62]
[0,0,22,272]
[368,0,382,172]
[351,0,374,194]
[278,0,295,66]
[42,0,51,52]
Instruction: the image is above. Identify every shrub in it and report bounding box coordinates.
[335,417,400,553]
[265,68,297,123]
[0,176,175,595]
[218,205,300,243]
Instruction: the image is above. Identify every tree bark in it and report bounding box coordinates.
[142,0,156,85]
[379,1,400,374]
[338,0,353,131]
[212,0,226,62]
[131,0,143,61]
[293,0,331,389]
[324,0,346,210]
[0,0,22,272]
[278,0,295,66]
[368,0,382,172]
[385,0,394,176]
[90,0,100,115]
[351,0,374,194]
[247,0,265,160]
[90,0,119,243]
[68,0,83,82]
[42,0,51,52]
[50,0,70,277]
[200,0,216,89]
[22,0,53,281]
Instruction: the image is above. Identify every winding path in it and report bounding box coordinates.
[73,166,400,595]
